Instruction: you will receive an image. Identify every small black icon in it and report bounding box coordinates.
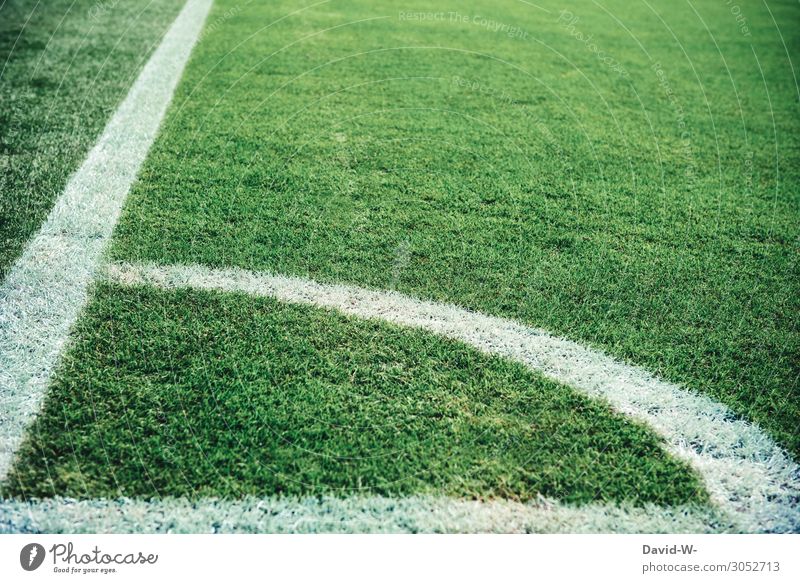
[20,543,46,571]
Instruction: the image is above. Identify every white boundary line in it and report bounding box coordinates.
[0,0,214,480]
[0,0,796,534]
[98,261,799,533]
[0,496,728,534]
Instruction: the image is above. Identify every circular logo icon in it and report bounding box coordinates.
[20,543,46,571]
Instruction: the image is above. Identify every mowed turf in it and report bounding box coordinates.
[110,0,800,456]
[3,283,706,505]
[0,0,184,281]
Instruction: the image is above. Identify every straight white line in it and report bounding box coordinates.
[0,496,728,534]
[104,261,800,533]
[0,0,214,481]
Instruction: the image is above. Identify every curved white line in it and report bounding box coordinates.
[104,261,800,533]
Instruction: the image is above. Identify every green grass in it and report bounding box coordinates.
[0,0,183,281]
[3,283,706,505]
[109,0,800,457]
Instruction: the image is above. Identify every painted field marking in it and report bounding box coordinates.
[0,495,727,534]
[0,0,214,481]
[99,261,800,533]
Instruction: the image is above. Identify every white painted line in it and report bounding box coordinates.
[0,0,214,481]
[103,261,800,533]
[0,496,728,534]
